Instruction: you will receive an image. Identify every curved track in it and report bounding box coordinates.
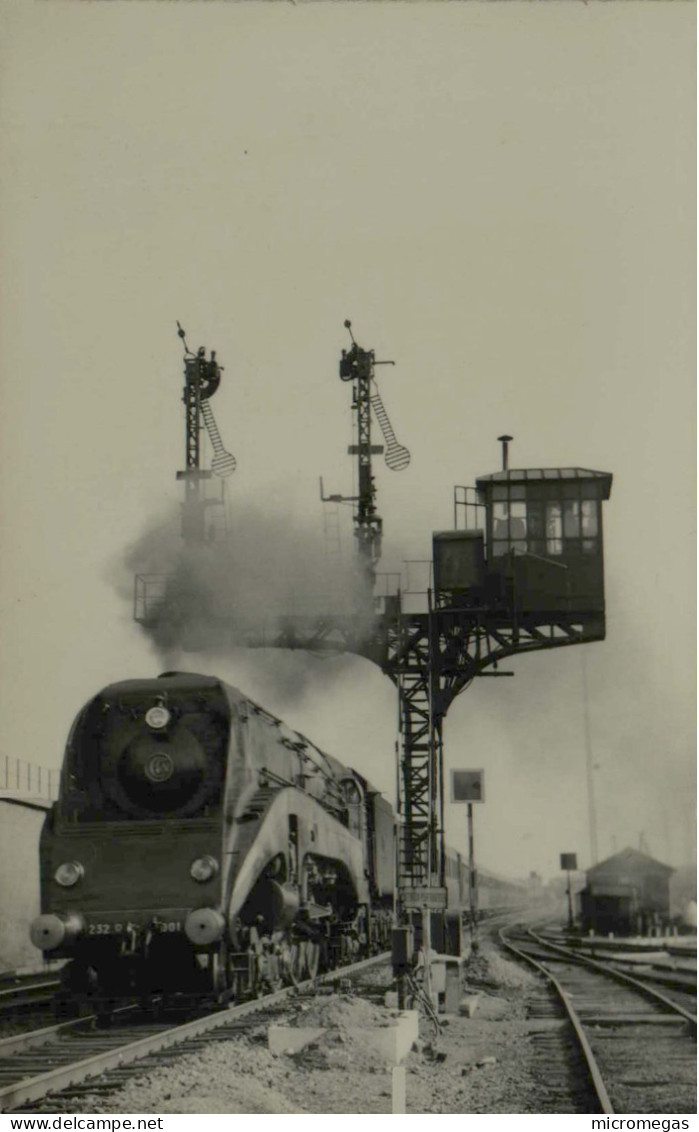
[0,952,390,1113]
[501,926,696,1114]
[536,929,697,1003]
[536,930,696,1018]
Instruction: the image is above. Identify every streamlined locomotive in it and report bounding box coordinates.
[30,672,395,1008]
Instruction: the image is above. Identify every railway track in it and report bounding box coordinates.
[0,952,391,1113]
[533,928,697,1018]
[501,926,696,1114]
[595,962,697,1016]
[536,930,697,1001]
[0,974,61,1018]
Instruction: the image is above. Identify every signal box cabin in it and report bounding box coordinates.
[578,848,675,937]
[434,468,612,640]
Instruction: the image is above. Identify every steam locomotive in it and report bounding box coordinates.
[30,672,397,1009]
[30,671,526,1011]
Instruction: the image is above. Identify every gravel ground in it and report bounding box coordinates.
[63,939,559,1115]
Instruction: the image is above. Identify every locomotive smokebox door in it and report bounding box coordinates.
[433,530,485,595]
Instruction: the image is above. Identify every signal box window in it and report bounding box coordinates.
[490,486,600,558]
[492,501,527,556]
[546,502,563,555]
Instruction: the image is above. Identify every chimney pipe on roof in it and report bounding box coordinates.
[497,435,513,472]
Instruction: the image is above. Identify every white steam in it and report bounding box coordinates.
[113,502,380,705]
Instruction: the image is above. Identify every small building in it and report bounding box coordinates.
[578,847,675,936]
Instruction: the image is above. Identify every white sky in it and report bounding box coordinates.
[0,0,694,879]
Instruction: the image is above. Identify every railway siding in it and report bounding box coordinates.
[501,926,696,1114]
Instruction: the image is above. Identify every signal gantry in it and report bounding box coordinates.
[322,320,410,594]
[175,321,236,545]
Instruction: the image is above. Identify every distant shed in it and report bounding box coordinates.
[579,847,674,936]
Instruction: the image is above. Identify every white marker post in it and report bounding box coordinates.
[392,1065,406,1113]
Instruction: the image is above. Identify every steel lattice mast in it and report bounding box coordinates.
[324,319,410,599]
[176,322,235,546]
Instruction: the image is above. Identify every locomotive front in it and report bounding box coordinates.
[30,673,230,1006]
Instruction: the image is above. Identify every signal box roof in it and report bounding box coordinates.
[587,847,674,878]
[476,467,612,499]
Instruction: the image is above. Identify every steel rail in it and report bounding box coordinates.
[499,927,614,1114]
[0,980,60,1016]
[527,929,697,1027]
[0,979,59,1000]
[0,965,64,986]
[0,1002,141,1059]
[0,951,390,1113]
[605,963,696,993]
[0,1018,95,1059]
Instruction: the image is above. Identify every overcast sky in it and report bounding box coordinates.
[0,0,694,880]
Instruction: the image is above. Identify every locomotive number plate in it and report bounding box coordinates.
[86,918,183,934]
[151,918,183,933]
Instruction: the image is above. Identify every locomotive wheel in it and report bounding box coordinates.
[211,946,230,1002]
[308,942,320,979]
[262,952,283,993]
[224,952,247,1002]
[247,935,265,998]
[302,940,320,981]
[319,937,332,973]
[279,940,303,987]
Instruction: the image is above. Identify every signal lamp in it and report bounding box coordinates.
[54,861,84,887]
[190,855,219,883]
[145,705,171,730]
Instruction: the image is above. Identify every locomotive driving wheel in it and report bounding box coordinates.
[245,929,282,995]
[210,944,231,1002]
[279,938,303,987]
[301,939,320,980]
[259,945,283,993]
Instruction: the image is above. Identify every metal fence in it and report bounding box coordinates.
[0,754,60,799]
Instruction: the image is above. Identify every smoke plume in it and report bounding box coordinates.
[114,501,381,704]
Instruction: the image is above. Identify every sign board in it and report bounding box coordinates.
[560,853,578,871]
[401,887,448,911]
[450,769,485,803]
